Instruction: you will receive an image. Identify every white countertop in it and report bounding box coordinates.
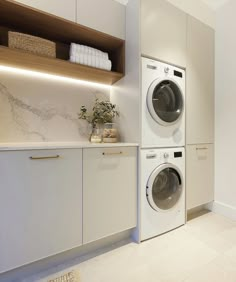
[0,142,139,151]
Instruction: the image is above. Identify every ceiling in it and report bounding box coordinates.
[114,0,231,10]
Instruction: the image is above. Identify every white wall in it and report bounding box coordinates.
[214,0,236,218]
[111,0,140,143]
[166,0,215,28]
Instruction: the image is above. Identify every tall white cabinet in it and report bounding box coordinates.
[0,149,83,274]
[112,0,215,212]
[186,16,215,210]
[186,16,215,145]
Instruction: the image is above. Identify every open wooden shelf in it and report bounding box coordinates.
[0,46,123,85]
[0,0,125,85]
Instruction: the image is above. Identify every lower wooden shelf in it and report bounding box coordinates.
[0,46,124,85]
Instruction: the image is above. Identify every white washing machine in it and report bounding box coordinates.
[141,57,185,148]
[140,147,185,241]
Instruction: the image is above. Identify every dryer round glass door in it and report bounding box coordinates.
[146,164,183,211]
[147,79,184,126]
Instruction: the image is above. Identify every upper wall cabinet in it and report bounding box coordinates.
[14,0,76,22]
[186,16,215,145]
[0,0,125,85]
[141,0,187,68]
[76,0,125,39]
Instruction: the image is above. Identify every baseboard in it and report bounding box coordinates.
[187,204,210,215]
[208,201,236,221]
[0,229,135,282]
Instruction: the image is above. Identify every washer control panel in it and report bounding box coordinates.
[145,149,184,161]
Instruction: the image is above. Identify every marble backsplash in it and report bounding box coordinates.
[0,71,109,142]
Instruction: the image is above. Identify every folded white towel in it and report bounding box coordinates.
[70,53,112,71]
[70,43,109,60]
[70,43,76,57]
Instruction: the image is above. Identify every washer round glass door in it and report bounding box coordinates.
[147,79,184,126]
[146,164,183,211]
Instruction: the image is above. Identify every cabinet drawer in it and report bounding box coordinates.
[83,147,137,244]
[0,149,82,273]
[186,144,214,210]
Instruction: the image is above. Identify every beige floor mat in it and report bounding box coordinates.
[47,270,80,282]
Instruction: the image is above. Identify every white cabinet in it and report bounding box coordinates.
[14,0,76,22]
[15,0,125,39]
[186,144,214,210]
[186,16,215,145]
[0,149,82,273]
[141,0,187,67]
[76,0,126,39]
[186,16,214,211]
[83,147,137,244]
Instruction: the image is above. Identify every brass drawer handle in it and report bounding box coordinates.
[196,148,208,151]
[102,152,123,156]
[30,155,60,160]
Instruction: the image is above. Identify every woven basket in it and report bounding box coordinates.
[8,31,56,58]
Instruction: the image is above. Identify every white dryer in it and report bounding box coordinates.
[141,57,185,148]
[140,147,185,241]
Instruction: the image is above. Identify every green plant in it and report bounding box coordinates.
[78,98,119,128]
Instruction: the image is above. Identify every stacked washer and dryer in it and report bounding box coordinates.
[140,57,186,241]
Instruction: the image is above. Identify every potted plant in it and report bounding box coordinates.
[78,98,119,143]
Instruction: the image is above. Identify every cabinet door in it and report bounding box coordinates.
[186,16,215,145]
[83,147,137,244]
[76,0,125,39]
[186,144,214,210]
[141,0,187,67]
[15,0,76,22]
[0,149,82,273]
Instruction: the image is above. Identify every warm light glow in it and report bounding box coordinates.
[0,65,112,90]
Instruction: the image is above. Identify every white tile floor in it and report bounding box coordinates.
[24,212,236,282]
